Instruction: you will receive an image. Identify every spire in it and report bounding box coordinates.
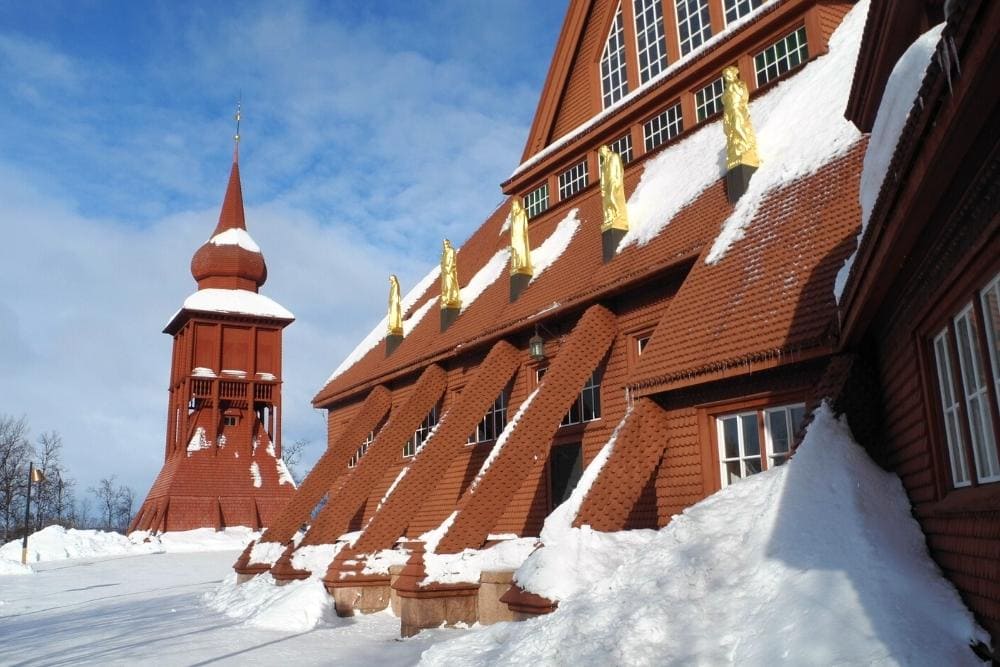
[190,103,267,292]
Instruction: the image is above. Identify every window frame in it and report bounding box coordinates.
[723,0,764,26]
[643,101,684,152]
[715,402,805,488]
[674,0,713,57]
[536,366,603,427]
[694,76,725,122]
[607,132,634,165]
[468,388,510,445]
[558,159,590,201]
[403,405,439,458]
[633,0,668,84]
[523,183,550,219]
[600,2,630,109]
[753,25,809,88]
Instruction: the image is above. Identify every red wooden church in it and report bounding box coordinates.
[232,0,998,643]
[132,151,297,532]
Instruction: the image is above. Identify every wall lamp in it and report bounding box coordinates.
[528,323,558,362]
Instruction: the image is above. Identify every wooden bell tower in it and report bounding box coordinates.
[132,148,296,533]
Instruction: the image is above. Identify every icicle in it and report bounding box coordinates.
[937,42,953,96]
[949,36,961,76]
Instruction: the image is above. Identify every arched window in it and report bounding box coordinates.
[600,3,629,108]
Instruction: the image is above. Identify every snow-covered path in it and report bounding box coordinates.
[0,551,453,666]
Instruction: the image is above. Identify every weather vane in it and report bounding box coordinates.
[233,95,242,160]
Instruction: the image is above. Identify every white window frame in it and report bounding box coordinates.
[469,390,509,444]
[953,304,1000,482]
[608,133,634,165]
[643,102,683,151]
[537,367,602,427]
[717,403,804,487]
[980,274,1000,418]
[558,160,589,200]
[523,183,550,219]
[403,406,438,458]
[633,0,668,83]
[695,76,724,122]
[754,26,808,87]
[637,335,651,356]
[933,330,972,487]
[600,3,629,108]
[675,0,712,57]
[723,0,764,25]
[348,429,375,468]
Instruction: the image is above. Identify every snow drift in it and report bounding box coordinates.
[422,404,988,665]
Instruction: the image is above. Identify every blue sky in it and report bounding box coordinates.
[0,1,565,509]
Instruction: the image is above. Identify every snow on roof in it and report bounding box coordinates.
[461,247,510,313]
[509,0,779,181]
[210,227,261,253]
[323,264,440,385]
[170,288,294,326]
[529,208,579,283]
[423,403,988,665]
[703,0,867,264]
[834,22,945,302]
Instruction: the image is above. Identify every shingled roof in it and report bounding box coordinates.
[313,0,869,408]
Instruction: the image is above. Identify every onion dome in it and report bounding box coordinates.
[191,159,268,291]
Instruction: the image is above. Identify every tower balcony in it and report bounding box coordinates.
[187,370,278,403]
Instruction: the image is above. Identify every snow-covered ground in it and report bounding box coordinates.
[0,548,458,666]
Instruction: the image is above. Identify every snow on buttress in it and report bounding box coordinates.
[209,227,261,253]
[174,288,294,322]
[460,247,509,313]
[249,461,262,488]
[324,263,440,384]
[187,426,210,455]
[834,22,946,302]
[529,209,579,283]
[423,403,987,666]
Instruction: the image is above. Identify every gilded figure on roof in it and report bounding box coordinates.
[722,65,760,170]
[509,199,533,277]
[387,274,403,336]
[440,239,462,309]
[599,144,629,232]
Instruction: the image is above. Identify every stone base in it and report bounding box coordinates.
[397,586,479,637]
[386,333,403,356]
[331,583,392,617]
[389,565,405,617]
[602,227,627,262]
[725,163,757,203]
[236,572,258,585]
[478,570,517,625]
[509,272,531,302]
[440,307,460,332]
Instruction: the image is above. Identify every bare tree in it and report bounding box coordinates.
[89,476,119,531]
[282,438,309,484]
[34,431,67,530]
[76,496,93,529]
[0,415,33,542]
[116,486,136,533]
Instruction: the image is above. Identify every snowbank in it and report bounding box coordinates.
[423,404,987,665]
[834,22,945,301]
[0,557,33,575]
[205,572,337,633]
[423,538,538,586]
[0,526,259,564]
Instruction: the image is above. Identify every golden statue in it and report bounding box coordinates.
[387,274,403,336]
[509,199,533,276]
[598,144,629,232]
[722,66,760,170]
[440,239,462,309]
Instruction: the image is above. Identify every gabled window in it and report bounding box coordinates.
[717,403,805,487]
[608,133,634,165]
[695,76,725,122]
[469,389,509,444]
[633,0,668,83]
[523,183,550,219]
[558,160,589,200]
[403,406,438,458]
[724,0,764,25]
[643,102,683,151]
[754,26,808,87]
[600,3,629,108]
[675,0,712,56]
[637,335,651,355]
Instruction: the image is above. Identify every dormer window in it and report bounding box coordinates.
[754,26,808,87]
[600,3,629,108]
[724,0,764,25]
[558,160,590,200]
[633,0,668,83]
[695,76,725,121]
[643,102,683,151]
[608,133,634,164]
[675,0,713,56]
[523,183,550,219]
